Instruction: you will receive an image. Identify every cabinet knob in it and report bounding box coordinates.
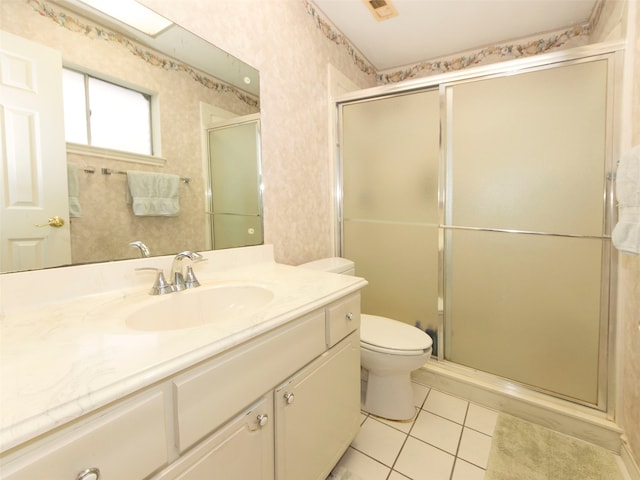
[284,392,295,404]
[257,414,269,427]
[345,312,354,321]
[76,468,101,480]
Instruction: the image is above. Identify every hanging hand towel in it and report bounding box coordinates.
[612,145,640,255]
[126,170,180,216]
[67,164,81,218]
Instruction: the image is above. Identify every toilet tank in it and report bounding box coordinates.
[298,257,355,276]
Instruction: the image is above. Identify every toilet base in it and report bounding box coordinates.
[362,370,416,421]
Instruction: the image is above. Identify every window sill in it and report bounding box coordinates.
[66,143,166,166]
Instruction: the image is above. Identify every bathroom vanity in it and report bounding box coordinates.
[0,246,366,480]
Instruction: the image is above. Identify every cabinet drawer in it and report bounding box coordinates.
[326,294,360,347]
[173,309,325,452]
[1,390,168,480]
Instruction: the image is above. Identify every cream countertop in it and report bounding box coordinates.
[0,246,366,453]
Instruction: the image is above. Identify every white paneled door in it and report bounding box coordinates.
[0,30,71,273]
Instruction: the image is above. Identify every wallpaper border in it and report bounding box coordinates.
[28,0,259,109]
[305,0,597,84]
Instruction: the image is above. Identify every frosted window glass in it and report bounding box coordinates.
[447,60,608,235]
[61,68,153,155]
[88,77,152,155]
[61,69,87,144]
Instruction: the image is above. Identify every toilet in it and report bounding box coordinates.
[299,257,433,421]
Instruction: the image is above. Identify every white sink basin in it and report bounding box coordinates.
[125,284,274,331]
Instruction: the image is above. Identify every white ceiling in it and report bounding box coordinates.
[312,0,598,71]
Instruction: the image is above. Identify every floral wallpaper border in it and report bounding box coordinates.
[305,0,598,84]
[304,0,376,76]
[28,0,259,109]
[377,25,591,84]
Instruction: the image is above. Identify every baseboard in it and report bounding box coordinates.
[621,438,640,480]
[413,363,623,453]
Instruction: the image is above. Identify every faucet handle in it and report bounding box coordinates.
[136,267,175,295]
[184,265,200,289]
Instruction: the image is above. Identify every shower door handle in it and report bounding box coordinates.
[439,224,610,240]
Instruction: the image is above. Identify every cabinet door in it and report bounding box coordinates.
[275,332,360,480]
[153,395,274,480]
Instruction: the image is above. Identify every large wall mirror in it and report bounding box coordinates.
[0,0,262,274]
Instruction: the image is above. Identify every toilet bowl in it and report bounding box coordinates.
[298,257,433,421]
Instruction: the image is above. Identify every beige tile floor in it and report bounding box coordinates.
[329,383,500,480]
[329,382,634,480]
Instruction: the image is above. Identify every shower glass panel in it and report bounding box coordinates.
[444,59,610,405]
[338,53,614,409]
[341,90,440,329]
[446,230,604,404]
[208,119,263,249]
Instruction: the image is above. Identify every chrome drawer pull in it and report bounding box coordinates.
[76,467,101,480]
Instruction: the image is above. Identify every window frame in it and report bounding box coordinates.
[62,66,164,165]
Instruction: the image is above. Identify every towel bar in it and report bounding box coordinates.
[101,167,191,184]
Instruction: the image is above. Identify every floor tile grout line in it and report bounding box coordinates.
[354,387,495,480]
[447,402,471,480]
[386,405,422,479]
[383,386,430,480]
[420,406,466,426]
[385,431,411,480]
[346,445,394,475]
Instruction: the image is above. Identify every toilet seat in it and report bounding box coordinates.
[361,314,433,356]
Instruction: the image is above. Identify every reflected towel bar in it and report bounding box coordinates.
[439,224,610,240]
[101,167,191,184]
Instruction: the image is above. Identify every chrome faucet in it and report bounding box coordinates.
[129,241,151,258]
[170,251,204,291]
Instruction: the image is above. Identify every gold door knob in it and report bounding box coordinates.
[34,216,65,228]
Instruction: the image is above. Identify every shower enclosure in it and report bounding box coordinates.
[337,47,620,410]
[207,115,263,249]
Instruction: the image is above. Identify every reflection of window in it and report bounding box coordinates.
[62,68,153,155]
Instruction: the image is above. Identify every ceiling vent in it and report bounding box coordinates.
[364,0,398,21]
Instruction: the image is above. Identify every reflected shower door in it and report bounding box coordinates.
[208,119,263,249]
[341,90,440,329]
[444,59,611,405]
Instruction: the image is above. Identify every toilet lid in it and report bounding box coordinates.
[360,314,433,355]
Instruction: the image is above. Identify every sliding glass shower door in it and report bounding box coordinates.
[443,59,611,405]
[341,90,440,331]
[339,54,614,408]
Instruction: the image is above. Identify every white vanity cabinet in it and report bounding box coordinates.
[0,390,168,480]
[162,293,361,480]
[0,291,362,480]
